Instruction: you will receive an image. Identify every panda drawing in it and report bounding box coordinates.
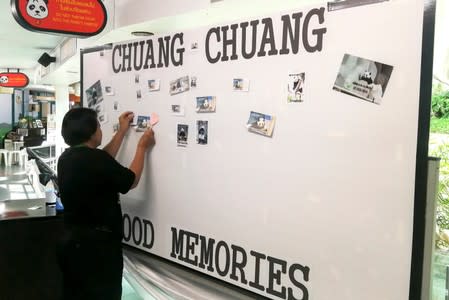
[359,71,373,85]
[0,76,9,84]
[26,0,49,20]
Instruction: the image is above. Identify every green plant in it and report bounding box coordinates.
[432,84,449,118]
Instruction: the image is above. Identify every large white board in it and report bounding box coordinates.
[82,1,429,299]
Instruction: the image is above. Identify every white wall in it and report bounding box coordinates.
[55,86,70,156]
[434,0,449,83]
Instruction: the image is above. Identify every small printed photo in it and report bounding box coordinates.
[233,78,250,92]
[105,86,114,96]
[287,73,305,102]
[100,50,104,57]
[327,0,389,12]
[148,79,160,92]
[170,76,190,95]
[113,123,119,133]
[196,96,216,113]
[94,104,104,115]
[136,90,142,99]
[191,42,199,50]
[113,101,119,111]
[98,113,108,125]
[86,80,103,108]
[171,104,185,116]
[190,76,197,88]
[246,111,276,137]
[333,53,394,104]
[136,115,151,132]
[177,124,189,147]
[196,121,208,145]
[35,119,43,128]
[135,74,140,84]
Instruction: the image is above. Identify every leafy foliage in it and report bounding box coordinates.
[432,84,449,118]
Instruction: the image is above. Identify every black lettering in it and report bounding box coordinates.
[280,13,303,55]
[267,256,287,299]
[170,227,185,261]
[288,264,310,300]
[249,250,266,291]
[241,20,259,59]
[122,213,131,242]
[230,244,248,284]
[205,27,221,63]
[171,33,185,67]
[258,18,278,57]
[215,241,230,276]
[121,43,132,72]
[157,36,171,68]
[142,219,154,249]
[221,24,239,61]
[112,45,121,73]
[303,7,327,52]
[133,41,145,71]
[143,39,156,69]
[132,216,143,245]
[185,231,199,266]
[199,235,215,272]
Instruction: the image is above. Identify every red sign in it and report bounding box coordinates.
[11,0,107,38]
[0,72,29,88]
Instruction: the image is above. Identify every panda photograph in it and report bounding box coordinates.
[196,121,208,145]
[246,111,276,137]
[177,124,188,146]
[332,53,394,104]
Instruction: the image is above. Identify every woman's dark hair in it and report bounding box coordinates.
[61,108,98,146]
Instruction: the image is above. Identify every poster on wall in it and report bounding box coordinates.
[11,0,107,37]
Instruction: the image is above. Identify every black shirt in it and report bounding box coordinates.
[57,147,135,238]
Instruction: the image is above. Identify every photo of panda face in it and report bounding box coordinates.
[196,96,216,113]
[26,0,49,20]
[0,76,9,84]
[247,111,276,137]
[177,124,189,146]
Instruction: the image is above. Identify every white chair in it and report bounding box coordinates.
[8,149,27,166]
[0,149,9,166]
[4,139,13,151]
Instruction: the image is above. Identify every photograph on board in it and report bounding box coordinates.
[136,90,142,100]
[105,86,114,96]
[287,72,305,102]
[136,115,151,132]
[98,113,108,125]
[135,74,140,84]
[171,104,185,116]
[233,78,250,92]
[196,96,216,113]
[333,53,393,104]
[148,79,160,92]
[86,80,103,108]
[246,111,276,137]
[94,104,104,115]
[177,124,189,147]
[196,120,208,145]
[113,123,119,133]
[113,101,119,112]
[170,76,190,95]
[191,76,197,88]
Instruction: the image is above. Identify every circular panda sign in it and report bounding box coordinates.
[0,72,29,88]
[10,0,107,38]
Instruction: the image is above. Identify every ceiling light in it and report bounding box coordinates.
[131,31,154,37]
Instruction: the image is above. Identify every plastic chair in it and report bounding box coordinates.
[9,149,27,166]
[0,149,9,166]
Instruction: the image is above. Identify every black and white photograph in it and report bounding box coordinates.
[35,119,43,128]
[136,115,151,132]
[191,42,199,50]
[177,124,189,147]
[113,101,119,112]
[86,80,103,108]
[196,96,216,113]
[246,111,276,137]
[148,79,160,92]
[196,121,208,145]
[170,76,190,95]
[105,86,114,96]
[191,76,197,88]
[94,104,104,115]
[171,104,185,116]
[136,89,142,100]
[327,0,389,12]
[135,74,140,84]
[98,113,108,125]
[287,72,305,102]
[333,53,394,104]
[233,78,250,92]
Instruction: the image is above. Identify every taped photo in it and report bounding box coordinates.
[177,124,189,147]
[196,96,216,113]
[233,78,250,92]
[136,115,151,132]
[191,76,197,88]
[98,113,108,125]
[333,53,393,104]
[105,86,114,96]
[171,104,185,116]
[148,79,160,92]
[170,76,190,95]
[246,111,276,137]
[86,80,103,108]
[196,121,208,145]
[287,73,305,102]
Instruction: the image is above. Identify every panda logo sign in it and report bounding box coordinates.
[0,76,9,84]
[26,0,49,20]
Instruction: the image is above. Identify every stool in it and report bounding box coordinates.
[13,141,24,151]
[4,140,13,151]
[0,149,9,166]
[9,150,27,166]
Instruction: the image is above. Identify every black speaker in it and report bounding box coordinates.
[38,52,56,67]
